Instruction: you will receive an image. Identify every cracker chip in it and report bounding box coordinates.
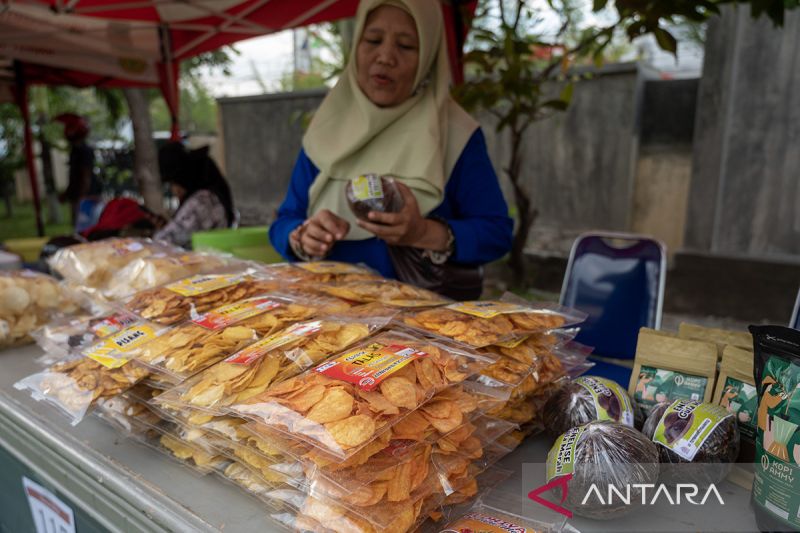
[380,377,418,410]
[325,414,376,448]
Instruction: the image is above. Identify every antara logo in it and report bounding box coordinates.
[528,476,725,519]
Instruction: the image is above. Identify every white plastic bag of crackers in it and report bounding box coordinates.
[0,270,81,349]
[102,250,247,300]
[48,238,182,292]
[13,317,173,424]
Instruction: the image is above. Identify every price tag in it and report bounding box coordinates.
[22,477,76,533]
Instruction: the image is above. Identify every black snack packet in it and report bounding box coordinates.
[750,325,800,533]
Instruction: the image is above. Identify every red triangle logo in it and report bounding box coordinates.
[527,473,574,519]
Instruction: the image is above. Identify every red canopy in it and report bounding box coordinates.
[1,0,477,236]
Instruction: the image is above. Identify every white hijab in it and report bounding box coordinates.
[302,0,479,240]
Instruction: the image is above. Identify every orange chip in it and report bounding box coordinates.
[357,389,400,415]
[391,411,431,440]
[285,383,326,413]
[386,460,414,502]
[306,387,354,424]
[414,358,443,390]
[420,399,454,419]
[380,377,418,410]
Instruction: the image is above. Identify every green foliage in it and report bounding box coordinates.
[151,47,238,134]
[456,0,798,285]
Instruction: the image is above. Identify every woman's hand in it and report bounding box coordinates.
[356,183,449,250]
[291,209,350,259]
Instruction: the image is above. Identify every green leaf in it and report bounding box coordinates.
[559,83,574,106]
[653,27,678,55]
[592,0,609,11]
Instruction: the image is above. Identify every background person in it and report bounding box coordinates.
[155,142,234,248]
[56,113,102,231]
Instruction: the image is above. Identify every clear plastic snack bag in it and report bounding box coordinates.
[317,278,451,308]
[103,251,243,300]
[229,329,496,461]
[404,293,587,348]
[132,293,347,382]
[156,313,394,416]
[49,238,180,291]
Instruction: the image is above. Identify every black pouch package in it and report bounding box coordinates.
[750,325,800,533]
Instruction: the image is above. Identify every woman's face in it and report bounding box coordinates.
[356,5,420,108]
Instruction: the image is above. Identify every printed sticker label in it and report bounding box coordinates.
[166,274,245,297]
[226,320,323,365]
[193,297,281,330]
[351,174,384,201]
[314,342,428,391]
[447,301,533,319]
[652,399,732,461]
[547,425,586,481]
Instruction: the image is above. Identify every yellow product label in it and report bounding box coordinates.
[314,342,428,391]
[83,325,156,362]
[297,262,366,275]
[226,321,323,365]
[86,353,129,369]
[494,335,530,349]
[351,175,383,201]
[166,274,244,297]
[446,301,533,319]
[193,297,281,330]
[440,512,532,533]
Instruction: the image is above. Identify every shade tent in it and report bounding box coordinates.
[0,0,477,236]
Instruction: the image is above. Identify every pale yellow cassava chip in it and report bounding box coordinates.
[325,414,376,448]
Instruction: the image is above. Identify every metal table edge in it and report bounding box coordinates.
[0,389,217,533]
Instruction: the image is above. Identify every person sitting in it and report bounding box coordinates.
[155,142,234,248]
[269,0,513,299]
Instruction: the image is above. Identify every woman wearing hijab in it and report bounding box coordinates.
[270,0,513,299]
[155,142,235,248]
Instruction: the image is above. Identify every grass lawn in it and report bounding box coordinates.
[0,200,74,243]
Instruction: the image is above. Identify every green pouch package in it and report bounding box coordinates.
[750,325,800,533]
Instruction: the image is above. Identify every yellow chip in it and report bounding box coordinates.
[325,414,376,448]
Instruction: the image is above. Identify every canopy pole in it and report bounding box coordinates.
[14,61,44,237]
[158,25,181,141]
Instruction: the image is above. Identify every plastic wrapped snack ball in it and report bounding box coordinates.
[546,421,660,520]
[543,376,636,436]
[642,399,739,486]
[345,174,404,222]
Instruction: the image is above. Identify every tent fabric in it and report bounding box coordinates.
[0,0,476,236]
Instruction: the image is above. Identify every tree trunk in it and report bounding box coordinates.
[36,119,62,224]
[123,88,163,213]
[2,180,12,218]
[506,128,537,288]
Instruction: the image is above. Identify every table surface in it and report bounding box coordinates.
[0,344,760,533]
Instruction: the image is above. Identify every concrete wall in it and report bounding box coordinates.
[217,89,326,226]
[218,66,657,252]
[631,79,698,255]
[687,7,800,258]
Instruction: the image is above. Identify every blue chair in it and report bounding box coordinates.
[791,288,800,330]
[560,232,667,386]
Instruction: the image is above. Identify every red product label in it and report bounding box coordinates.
[192,297,281,330]
[313,343,428,391]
